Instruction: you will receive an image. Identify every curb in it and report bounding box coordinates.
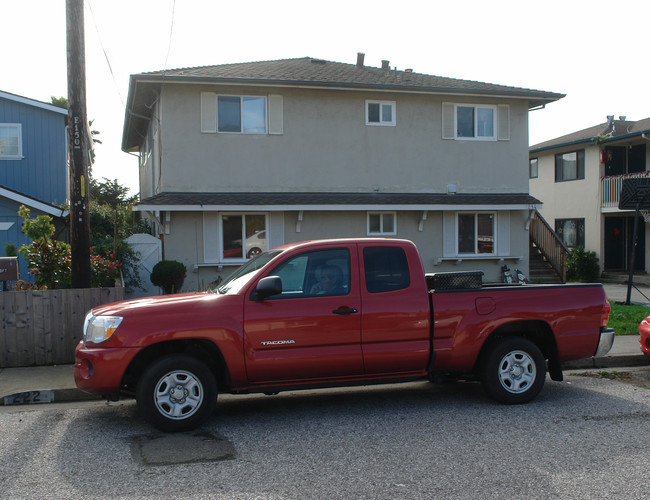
[563,355,649,370]
[2,388,102,406]
[3,357,648,406]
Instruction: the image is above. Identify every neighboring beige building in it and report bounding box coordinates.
[122,56,563,290]
[529,116,650,275]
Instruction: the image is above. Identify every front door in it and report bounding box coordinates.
[243,245,363,383]
[604,216,645,271]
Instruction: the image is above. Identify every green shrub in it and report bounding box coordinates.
[566,246,600,282]
[17,205,121,289]
[150,260,187,294]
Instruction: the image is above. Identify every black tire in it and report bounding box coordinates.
[480,337,546,404]
[136,354,217,432]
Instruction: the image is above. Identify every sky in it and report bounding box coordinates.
[3,0,649,196]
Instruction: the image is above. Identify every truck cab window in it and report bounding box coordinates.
[270,248,350,298]
[363,247,410,293]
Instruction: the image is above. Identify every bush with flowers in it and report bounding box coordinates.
[17,205,121,289]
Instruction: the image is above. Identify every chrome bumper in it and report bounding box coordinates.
[594,328,615,357]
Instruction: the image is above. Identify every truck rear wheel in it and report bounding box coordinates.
[480,337,546,404]
[136,354,217,432]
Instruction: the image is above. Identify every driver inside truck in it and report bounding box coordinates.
[310,265,346,295]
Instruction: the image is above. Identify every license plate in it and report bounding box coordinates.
[3,390,54,405]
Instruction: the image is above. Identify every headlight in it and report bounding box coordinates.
[83,312,123,344]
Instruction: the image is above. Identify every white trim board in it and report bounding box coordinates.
[0,187,67,217]
[136,203,539,212]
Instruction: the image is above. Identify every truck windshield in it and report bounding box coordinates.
[215,250,283,294]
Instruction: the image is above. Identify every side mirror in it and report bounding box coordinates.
[251,276,282,301]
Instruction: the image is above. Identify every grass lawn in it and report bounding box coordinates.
[608,300,649,335]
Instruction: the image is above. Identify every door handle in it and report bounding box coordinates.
[333,307,358,315]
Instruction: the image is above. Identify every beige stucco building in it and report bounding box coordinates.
[123,56,563,290]
[529,116,650,276]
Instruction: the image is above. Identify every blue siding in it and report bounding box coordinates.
[0,94,68,284]
[0,197,36,282]
[0,97,68,205]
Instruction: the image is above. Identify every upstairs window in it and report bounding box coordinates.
[529,158,538,179]
[555,150,585,182]
[0,124,22,159]
[366,100,396,126]
[442,103,508,141]
[217,96,267,134]
[456,105,496,140]
[458,212,495,255]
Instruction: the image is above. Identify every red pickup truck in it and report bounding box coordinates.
[74,238,614,432]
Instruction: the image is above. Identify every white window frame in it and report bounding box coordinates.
[0,123,23,159]
[219,212,269,262]
[456,212,497,255]
[217,95,268,134]
[365,100,396,126]
[454,104,497,141]
[367,212,397,235]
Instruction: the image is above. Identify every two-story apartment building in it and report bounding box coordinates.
[529,116,650,275]
[0,91,68,279]
[122,56,563,290]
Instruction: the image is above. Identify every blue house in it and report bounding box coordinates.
[0,90,68,282]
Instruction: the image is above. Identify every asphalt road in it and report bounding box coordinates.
[1,375,648,499]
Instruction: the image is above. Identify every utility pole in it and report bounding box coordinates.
[66,0,91,288]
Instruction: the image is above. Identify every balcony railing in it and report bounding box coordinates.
[602,171,650,209]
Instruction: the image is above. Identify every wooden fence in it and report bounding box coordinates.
[0,287,124,368]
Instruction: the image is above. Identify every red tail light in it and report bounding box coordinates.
[601,300,611,328]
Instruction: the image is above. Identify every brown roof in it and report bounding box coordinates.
[123,57,564,150]
[530,117,650,152]
[138,57,561,101]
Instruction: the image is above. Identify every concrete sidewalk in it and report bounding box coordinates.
[602,282,650,306]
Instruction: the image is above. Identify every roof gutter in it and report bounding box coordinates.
[599,129,650,143]
[530,137,595,154]
[134,202,540,212]
[530,128,650,154]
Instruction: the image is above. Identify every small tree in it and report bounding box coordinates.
[150,260,186,294]
[18,205,72,289]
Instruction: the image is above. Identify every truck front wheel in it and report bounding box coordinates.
[480,337,546,404]
[136,354,217,432]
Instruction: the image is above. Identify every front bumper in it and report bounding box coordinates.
[74,342,141,395]
[639,319,650,355]
[594,328,615,357]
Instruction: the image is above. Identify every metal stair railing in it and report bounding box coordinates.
[529,209,571,283]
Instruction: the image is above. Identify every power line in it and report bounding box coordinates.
[162,0,177,72]
[86,0,124,107]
